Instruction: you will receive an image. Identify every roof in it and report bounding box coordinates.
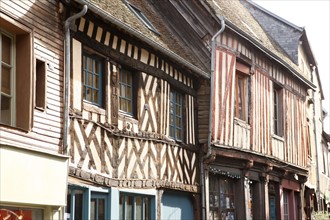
[204,0,315,89]
[71,0,209,78]
[242,0,323,98]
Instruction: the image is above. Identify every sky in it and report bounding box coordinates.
[252,0,330,133]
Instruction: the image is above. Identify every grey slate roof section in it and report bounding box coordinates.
[241,0,303,64]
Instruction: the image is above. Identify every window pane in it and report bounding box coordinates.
[126,196,133,220]
[87,57,93,72]
[98,199,105,220]
[0,95,11,125]
[90,199,96,220]
[1,34,11,64]
[135,196,142,220]
[93,89,99,103]
[94,74,99,88]
[119,194,124,220]
[144,197,150,220]
[1,66,11,95]
[88,73,93,86]
[86,88,92,101]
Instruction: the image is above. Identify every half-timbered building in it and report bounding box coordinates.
[0,0,68,219]
[61,0,209,219]
[149,0,326,219]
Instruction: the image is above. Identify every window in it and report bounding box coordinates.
[126,2,159,35]
[119,193,153,220]
[170,89,183,141]
[66,187,109,220]
[209,175,236,220]
[119,68,134,115]
[90,194,107,220]
[35,59,46,110]
[273,84,283,136]
[234,62,250,122]
[0,31,14,125]
[0,17,32,130]
[283,190,289,220]
[82,51,103,106]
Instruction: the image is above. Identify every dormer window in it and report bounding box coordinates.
[126,2,160,35]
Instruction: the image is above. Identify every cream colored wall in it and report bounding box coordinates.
[0,145,68,206]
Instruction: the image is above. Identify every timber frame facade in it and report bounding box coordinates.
[62,0,207,219]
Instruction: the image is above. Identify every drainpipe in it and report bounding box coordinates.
[63,5,88,155]
[311,66,321,211]
[200,17,225,220]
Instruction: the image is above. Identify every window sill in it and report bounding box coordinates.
[234,117,250,129]
[83,101,105,115]
[272,134,284,142]
[118,112,138,132]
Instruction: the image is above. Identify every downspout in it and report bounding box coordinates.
[311,65,321,211]
[201,17,225,220]
[63,5,88,155]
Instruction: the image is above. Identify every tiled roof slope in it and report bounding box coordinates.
[241,0,303,64]
[204,0,310,83]
[75,0,207,75]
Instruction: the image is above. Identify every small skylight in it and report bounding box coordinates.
[126,2,160,35]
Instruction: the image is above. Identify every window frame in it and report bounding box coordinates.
[234,71,249,122]
[119,68,136,116]
[273,83,283,137]
[169,89,183,141]
[82,50,104,107]
[119,192,154,220]
[209,175,236,220]
[0,29,15,126]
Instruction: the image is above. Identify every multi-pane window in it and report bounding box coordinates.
[283,190,289,220]
[0,31,14,126]
[66,188,108,220]
[170,90,183,141]
[119,69,133,115]
[119,193,153,220]
[82,52,103,106]
[209,175,236,220]
[90,194,107,220]
[234,63,250,122]
[273,84,283,136]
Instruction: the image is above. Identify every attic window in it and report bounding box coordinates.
[126,2,160,35]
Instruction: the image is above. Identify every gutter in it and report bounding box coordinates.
[63,5,88,155]
[73,0,210,79]
[225,20,316,90]
[200,17,225,220]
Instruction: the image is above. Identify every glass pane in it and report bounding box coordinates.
[127,100,131,113]
[83,56,86,70]
[121,84,126,98]
[144,197,150,220]
[176,128,181,140]
[1,66,11,94]
[74,193,83,220]
[125,196,133,220]
[0,95,11,125]
[119,195,124,220]
[86,88,92,101]
[1,34,11,64]
[88,57,93,72]
[135,196,142,220]
[121,99,127,112]
[93,90,99,104]
[98,199,105,220]
[95,61,100,74]
[127,72,132,84]
[176,105,181,116]
[88,73,93,86]
[176,117,181,128]
[94,74,99,88]
[90,199,96,220]
[127,87,131,99]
